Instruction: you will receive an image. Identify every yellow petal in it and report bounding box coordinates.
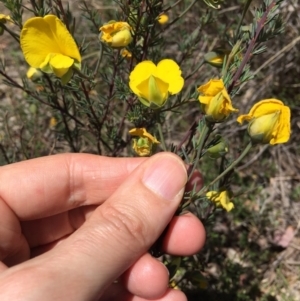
[199,95,212,105]
[197,79,224,96]
[129,61,157,96]
[237,99,291,145]
[136,75,169,106]
[49,54,74,77]
[129,127,159,143]
[156,59,184,94]
[20,15,81,68]
[271,105,290,144]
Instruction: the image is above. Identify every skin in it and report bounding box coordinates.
[0,152,205,301]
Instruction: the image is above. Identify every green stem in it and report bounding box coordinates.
[157,123,167,151]
[165,0,197,28]
[93,42,103,77]
[197,141,253,196]
[235,0,255,41]
[188,120,213,180]
[0,24,19,43]
[184,60,205,81]
[73,67,91,80]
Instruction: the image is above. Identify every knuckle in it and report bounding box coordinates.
[99,202,149,250]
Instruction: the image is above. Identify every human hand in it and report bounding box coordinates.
[0,153,205,301]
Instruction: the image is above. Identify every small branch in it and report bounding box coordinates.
[228,0,276,93]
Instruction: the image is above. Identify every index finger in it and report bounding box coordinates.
[0,154,146,220]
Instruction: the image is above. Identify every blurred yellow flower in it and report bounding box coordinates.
[206,190,234,212]
[26,67,42,81]
[158,14,169,25]
[129,128,159,156]
[121,49,132,58]
[100,21,132,48]
[237,99,291,145]
[49,117,58,129]
[197,79,238,122]
[129,59,184,108]
[0,14,10,23]
[20,15,81,84]
[204,49,230,68]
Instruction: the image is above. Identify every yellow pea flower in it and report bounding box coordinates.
[99,21,132,48]
[237,99,291,145]
[158,14,169,25]
[197,79,238,122]
[129,59,184,108]
[129,128,159,156]
[0,14,11,23]
[204,49,230,68]
[121,49,132,58]
[0,14,11,35]
[206,190,234,212]
[20,15,81,84]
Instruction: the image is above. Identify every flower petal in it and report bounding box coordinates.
[197,79,224,96]
[156,59,184,94]
[129,61,157,96]
[50,54,74,77]
[20,15,81,68]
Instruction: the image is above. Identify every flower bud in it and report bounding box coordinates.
[207,136,228,158]
[204,49,229,68]
[157,14,169,25]
[247,111,280,144]
[99,21,132,48]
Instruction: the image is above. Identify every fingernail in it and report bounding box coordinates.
[142,154,187,200]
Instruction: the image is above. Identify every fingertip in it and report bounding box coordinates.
[122,253,169,299]
[163,213,206,256]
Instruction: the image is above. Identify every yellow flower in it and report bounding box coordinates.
[129,128,159,157]
[26,67,43,81]
[206,190,234,212]
[197,79,238,122]
[204,49,230,68]
[158,14,169,25]
[237,99,291,145]
[0,14,10,23]
[121,49,132,58]
[49,117,58,129]
[0,14,11,35]
[20,15,81,84]
[129,59,184,108]
[99,21,132,48]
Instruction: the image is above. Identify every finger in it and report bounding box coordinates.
[0,153,187,301]
[121,253,169,299]
[163,213,206,256]
[186,170,203,193]
[0,153,146,220]
[101,285,187,301]
[21,205,97,248]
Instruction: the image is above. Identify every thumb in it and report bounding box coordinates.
[0,153,187,301]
